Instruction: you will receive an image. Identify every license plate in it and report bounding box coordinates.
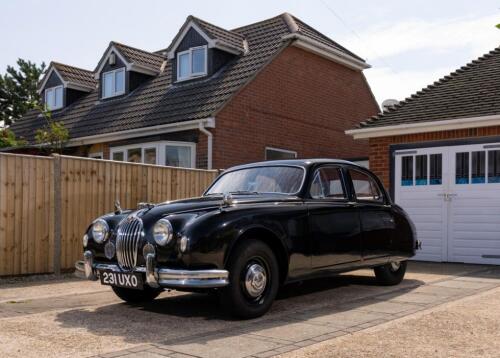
[99,270,143,290]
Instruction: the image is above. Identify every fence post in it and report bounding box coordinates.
[52,154,62,276]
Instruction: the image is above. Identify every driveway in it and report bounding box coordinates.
[0,262,499,358]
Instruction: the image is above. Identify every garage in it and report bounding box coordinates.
[394,142,500,264]
[346,45,500,264]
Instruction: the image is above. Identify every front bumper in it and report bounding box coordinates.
[75,250,229,289]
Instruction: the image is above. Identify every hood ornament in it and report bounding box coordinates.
[114,199,122,214]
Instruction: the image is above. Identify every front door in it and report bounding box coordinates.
[395,142,500,264]
[307,166,362,268]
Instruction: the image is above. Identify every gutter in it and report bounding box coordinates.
[346,114,500,139]
[67,117,216,146]
[198,121,213,170]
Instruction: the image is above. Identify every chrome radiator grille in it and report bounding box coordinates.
[116,216,143,271]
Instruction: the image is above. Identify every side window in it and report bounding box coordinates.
[349,169,383,202]
[309,167,346,199]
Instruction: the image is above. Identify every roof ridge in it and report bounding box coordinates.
[189,15,245,39]
[231,13,285,32]
[50,61,94,73]
[363,45,500,126]
[281,12,299,33]
[110,41,165,58]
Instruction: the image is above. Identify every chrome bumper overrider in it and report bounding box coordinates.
[75,250,229,289]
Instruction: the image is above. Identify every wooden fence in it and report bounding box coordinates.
[0,153,219,277]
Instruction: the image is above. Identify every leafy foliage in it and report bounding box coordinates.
[0,128,26,148]
[0,59,46,126]
[35,107,69,154]
[497,24,500,29]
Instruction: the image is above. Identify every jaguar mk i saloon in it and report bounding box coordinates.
[76,159,418,318]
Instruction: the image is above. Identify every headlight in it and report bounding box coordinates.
[153,219,173,246]
[91,219,109,244]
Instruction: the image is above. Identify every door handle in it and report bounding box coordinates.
[437,193,458,201]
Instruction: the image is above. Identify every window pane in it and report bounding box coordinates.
[192,48,206,74]
[430,154,442,185]
[350,170,382,202]
[46,89,54,109]
[115,69,124,94]
[415,155,428,185]
[165,145,191,168]
[112,152,124,161]
[488,150,500,183]
[103,72,113,97]
[127,148,142,163]
[54,87,63,108]
[266,148,296,160]
[310,167,345,199]
[471,151,485,184]
[178,53,189,78]
[144,148,156,165]
[401,156,413,186]
[456,152,469,184]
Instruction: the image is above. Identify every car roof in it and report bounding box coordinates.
[226,158,365,172]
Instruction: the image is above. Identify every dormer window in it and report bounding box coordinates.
[45,85,63,110]
[102,68,125,98]
[177,46,207,81]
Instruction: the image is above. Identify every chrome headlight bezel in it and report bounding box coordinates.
[153,218,174,246]
[91,219,109,244]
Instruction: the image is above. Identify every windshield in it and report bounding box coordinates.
[206,166,305,195]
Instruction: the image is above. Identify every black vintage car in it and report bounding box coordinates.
[76,159,418,318]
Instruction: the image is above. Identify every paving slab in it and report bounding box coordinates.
[250,321,337,341]
[377,291,442,305]
[432,279,495,290]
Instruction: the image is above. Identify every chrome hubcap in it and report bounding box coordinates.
[390,261,401,271]
[244,263,267,298]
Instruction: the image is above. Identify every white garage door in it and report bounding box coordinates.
[395,142,500,264]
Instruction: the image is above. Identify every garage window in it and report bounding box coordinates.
[471,151,485,184]
[401,156,413,186]
[415,155,427,185]
[429,154,442,185]
[456,152,469,184]
[488,150,500,183]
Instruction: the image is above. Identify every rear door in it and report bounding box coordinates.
[347,168,396,259]
[306,165,362,268]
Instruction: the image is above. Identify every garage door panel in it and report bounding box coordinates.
[395,143,500,265]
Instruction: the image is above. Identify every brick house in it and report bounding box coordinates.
[10,13,378,169]
[346,46,500,265]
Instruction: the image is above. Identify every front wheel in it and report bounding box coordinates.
[374,261,407,286]
[112,286,163,303]
[220,240,279,319]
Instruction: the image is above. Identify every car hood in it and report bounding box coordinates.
[131,194,301,223]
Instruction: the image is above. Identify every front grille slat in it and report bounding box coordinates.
[116,216,143,271]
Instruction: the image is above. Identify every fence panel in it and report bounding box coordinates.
[0,153,219,276]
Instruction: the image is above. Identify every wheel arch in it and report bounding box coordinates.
[224,226,289,285]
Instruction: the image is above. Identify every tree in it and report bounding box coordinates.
[497,24,500,29]
[0,128,26,148]
[0,59,46,126]
[34,107,69,154]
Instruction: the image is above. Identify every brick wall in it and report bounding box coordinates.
[213,46,379,169]
[368,126,500,190]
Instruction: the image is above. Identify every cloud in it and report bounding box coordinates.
[342,13,500,61]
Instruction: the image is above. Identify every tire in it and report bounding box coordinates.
[220,240,279,319]
[112,285,162,303]
[374,261,407,286]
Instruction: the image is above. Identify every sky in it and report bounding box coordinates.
[0,0,499,105]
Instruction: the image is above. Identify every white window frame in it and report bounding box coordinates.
[102,68,125,99]
[88,152,103,159]
[110,141,196,168]
[176,45,208,82]
[44,85,64,110]
[265,147,298,160]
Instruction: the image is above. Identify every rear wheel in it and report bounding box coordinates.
[374,261,407,286]
[220,240,279,319]
[112,286,163,303]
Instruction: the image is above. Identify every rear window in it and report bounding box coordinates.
[349,169,384,202]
